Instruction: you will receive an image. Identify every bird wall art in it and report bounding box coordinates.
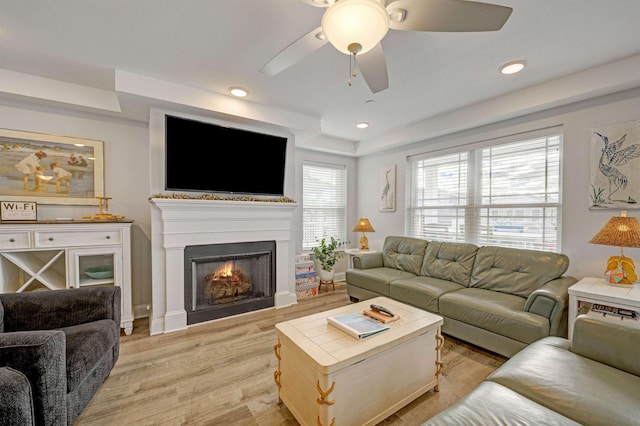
[590,119,640,208]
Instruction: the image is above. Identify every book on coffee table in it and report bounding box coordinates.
[327,313,390,339]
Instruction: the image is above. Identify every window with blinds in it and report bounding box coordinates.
[407,132,562,252]
[302,162,347,251]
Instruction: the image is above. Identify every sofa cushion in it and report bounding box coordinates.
[346,267,416,296]
[421,241,478,286]
[382,236,428,276]
[439,288,549,344]
[470,246,570,297]
[62,319,119,392]
[488,337,640,426]
[390,276,464,313]
[422,381,579,426]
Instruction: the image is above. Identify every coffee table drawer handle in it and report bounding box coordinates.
[317,416,336,426]
[436,333,445,350]
[273,370,281,388]
[316,380,335,405]
[273,342,281,360]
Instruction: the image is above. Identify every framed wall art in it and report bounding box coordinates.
[0,128,104,205]
[380,164,396,212]
[589,119,640,209]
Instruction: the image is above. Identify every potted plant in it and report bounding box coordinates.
[312,236,347,281]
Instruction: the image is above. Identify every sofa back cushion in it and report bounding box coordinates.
[382,236,428,276]
[421,241,479,286]
[470,246,570,297]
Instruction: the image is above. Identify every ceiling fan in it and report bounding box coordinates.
[260,0,513,93]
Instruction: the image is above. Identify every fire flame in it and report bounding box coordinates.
[218,263,233,278]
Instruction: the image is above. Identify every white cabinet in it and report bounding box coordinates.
[0,221,134,335]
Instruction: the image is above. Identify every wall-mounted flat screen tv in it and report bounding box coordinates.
[165,115,288,196]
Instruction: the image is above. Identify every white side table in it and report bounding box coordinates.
[344,248,378,269]
[567,276,640,339]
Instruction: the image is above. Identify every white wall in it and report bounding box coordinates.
[355,88,640,280]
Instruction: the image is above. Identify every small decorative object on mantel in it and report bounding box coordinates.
[589,210,640,285]
[82,196,126,221]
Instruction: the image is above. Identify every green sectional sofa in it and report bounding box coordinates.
[346,236,577,357]
[423,314,640,425]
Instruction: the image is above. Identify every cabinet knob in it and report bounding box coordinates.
[106,235,111,239]
[9,238,15,242]
[48,237,54,241]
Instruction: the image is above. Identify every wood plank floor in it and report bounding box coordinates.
[76,284,506,425]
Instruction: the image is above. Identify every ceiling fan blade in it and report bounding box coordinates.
[357,43,389,93]
[387,0,513,32]
[260,26,328,76]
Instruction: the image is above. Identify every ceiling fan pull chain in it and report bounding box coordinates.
[347,42,362,87]
[349,51,359,87]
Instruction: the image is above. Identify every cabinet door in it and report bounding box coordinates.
[67,247,122,289]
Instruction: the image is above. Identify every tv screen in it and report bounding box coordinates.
[165,115,288,196]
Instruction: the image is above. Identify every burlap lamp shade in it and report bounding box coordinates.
[589,211,640,284]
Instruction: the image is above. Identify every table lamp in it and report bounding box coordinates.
[353,217,375,250]
[589,211,640,284]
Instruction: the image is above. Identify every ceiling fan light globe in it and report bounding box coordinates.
[321,0,390,55]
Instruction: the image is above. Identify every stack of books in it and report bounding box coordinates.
[295,260,316,293]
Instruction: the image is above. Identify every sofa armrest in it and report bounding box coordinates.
[353,252,384,269]
[0,330,67,425]
[524,276,577,337]
[571,314,640,377]
[0,366,35,426]
[0,286,120,332]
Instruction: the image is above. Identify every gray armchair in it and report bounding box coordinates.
[0,286,121,425]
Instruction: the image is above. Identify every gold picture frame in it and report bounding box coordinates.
[0,127,104,205]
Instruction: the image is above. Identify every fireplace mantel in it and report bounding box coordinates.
[149,198,299,335]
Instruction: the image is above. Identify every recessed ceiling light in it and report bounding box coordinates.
[500,60,527,75]
[229,87,248,97]
[356,122,369,129]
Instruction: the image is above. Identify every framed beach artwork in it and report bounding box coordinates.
[589,119,640,209]
[380,164,396,212]
[0,128,104,205]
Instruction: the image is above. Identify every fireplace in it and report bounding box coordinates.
[185,241,275,324]
[149,198,298,335]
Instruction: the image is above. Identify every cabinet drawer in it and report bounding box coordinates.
[0,231,31,250]
[35,229,122,248]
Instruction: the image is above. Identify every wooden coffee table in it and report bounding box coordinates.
[274,296,444,426]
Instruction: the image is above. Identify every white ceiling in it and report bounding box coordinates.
[1,0,640,156]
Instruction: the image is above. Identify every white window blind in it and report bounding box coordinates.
[407,132,562,252]
[303,162,347,250]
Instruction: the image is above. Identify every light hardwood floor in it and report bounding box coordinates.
[76,284,506,425]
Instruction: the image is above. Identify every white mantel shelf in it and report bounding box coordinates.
[149,197,299,335]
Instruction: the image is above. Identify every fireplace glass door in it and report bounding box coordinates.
[185,241,275,324]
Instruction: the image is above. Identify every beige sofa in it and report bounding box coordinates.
[346,236,577,357]
[423,314,640,425]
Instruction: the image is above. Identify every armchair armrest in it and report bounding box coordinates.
[524,276,577,337]
[0,366,35,426]
[353,252,384,269]
[572,314,640,377]
[0,330,67,425]
[0,286,120,332]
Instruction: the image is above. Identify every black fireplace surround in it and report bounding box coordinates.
[184,241,276,325]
